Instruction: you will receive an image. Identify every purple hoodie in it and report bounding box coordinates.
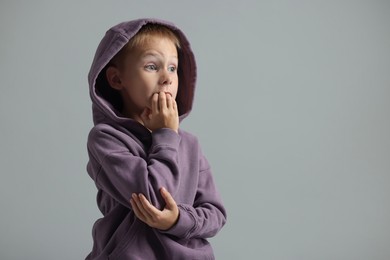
[86,18,227,260]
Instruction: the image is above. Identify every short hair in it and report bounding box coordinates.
[111,23,181,68]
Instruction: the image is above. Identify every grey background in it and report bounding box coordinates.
[1,0,389,259]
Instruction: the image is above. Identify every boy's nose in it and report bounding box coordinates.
[160,78,172,85]
[159,73,172,86]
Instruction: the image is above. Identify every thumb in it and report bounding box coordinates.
[160,187,177,209]
[140,108,150,123]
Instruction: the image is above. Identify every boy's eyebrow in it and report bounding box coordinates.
[141,51,178,60]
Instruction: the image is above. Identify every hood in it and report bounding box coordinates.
[88,18,197,126]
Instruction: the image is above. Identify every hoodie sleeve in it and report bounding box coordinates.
[87,125,181,210]
[160,147,227,239]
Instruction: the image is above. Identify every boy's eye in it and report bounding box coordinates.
[168,65,177,72]
[145,64,157,71]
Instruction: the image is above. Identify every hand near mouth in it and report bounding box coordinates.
[141,92,179,133]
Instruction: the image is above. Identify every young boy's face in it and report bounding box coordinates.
[113,35,179,117]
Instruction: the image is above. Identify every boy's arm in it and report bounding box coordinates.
[131,152,227,239]
[87,126,181,210]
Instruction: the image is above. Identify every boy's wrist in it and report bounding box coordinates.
[151,128,181,148]
[153,127,179,136]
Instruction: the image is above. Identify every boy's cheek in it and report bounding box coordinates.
[146,93,157,107]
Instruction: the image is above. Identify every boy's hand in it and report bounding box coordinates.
[141,92,179,133]
[130,187,179,231]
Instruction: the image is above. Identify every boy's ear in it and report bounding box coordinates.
[106,66,123,90]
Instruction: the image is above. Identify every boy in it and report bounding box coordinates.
[86,18,227,260]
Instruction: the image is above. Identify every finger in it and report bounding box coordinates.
[160,187,177,210]
[159,91,167,111]
[165,92,173,109]
[172,99,178,114]
[151,93,159,113]
[130,197,146,221]
[140,108,150,123]
[132,194,152,220]
[139,194,162,215]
